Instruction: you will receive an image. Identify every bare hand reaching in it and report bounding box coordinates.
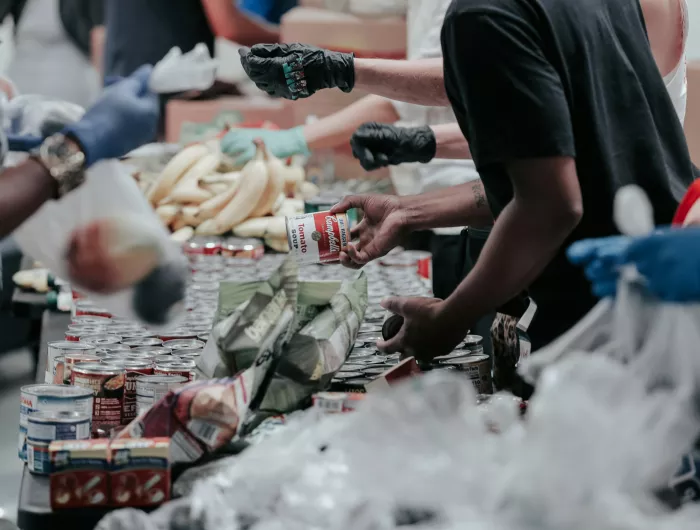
[330,194,409,269]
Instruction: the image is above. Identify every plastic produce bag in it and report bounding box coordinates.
[4,94,85,137]
[149,43,218,95]
[12,159,188,325]
[197,257,368,418]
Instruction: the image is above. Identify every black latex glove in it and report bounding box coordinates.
[350,122,436,171]
[238,43,354,100]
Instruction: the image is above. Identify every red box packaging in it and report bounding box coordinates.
[109,438,170,507]
[366,357,421,393]
[49,440,110,510]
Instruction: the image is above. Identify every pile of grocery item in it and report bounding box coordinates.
[139,138,320,250]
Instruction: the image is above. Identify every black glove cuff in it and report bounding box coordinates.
[326,52,355,93]
[413,125,437,164]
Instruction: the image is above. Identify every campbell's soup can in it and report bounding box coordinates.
[74,301,112,318]
[46,341,96,384]
[154,360,196,382]
[304,196,359,227]
[102,359,154,424]
[62,353,103,385]
[65,325,107,342]
[80,334,123,347]
[71,315,111,326]
[220,237,264,259]
[71,363,126,435]
[183,235,222,256]
[286,211,349,264]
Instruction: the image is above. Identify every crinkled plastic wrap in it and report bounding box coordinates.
[117,261,299,462]
[197,257,368,418]
[99,270,700,529]
[12,159,188,325]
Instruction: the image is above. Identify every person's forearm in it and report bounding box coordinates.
[399,180,493,230]
[432,123,471,159]
[353,58,450,106]
[442,195,582,326]
[201,0,279,46]
[303,95,400,150]
[0,159,57,238]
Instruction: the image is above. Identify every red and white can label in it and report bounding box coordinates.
[286,212,349,265]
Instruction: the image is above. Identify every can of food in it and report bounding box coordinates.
[74,301,112,318]
[96,344,132,355]
[120,331,156,341]
[285,211,349,265]
[71,316,111,326]
[359,323,383,334]
[162,339,205,354]
[196,332,210,343]
[356,332,383,348]
[459,335,485,355]
[440,354,492,395]
[46,341,96,384]
[220,237,265,259]
[122,337,163,349]
[348,348,376,361]
[26,439,51,475]
[135,375,188,415]
[122,351,157,364]
[80,334,123,346]
[131,347,172,356]
[50,356,66,384]
[62,353,103,385]
[183,235,222,256]
[71,363,126,434]
[102,360,154,424]
[304,196,359,227]
[27,410,91,444]
[156,329,198,342]
[65,325,107,342]
[154,354,178,364]
[154,360,196,382]
[333,371,364,380]
[19,384,93,461]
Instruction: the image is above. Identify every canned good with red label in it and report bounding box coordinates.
[154,360,196,382]
[71,363,126,434]
[183,236,222,256]
[122,338,163,349]
[80,335,123,347]
[220,237,264,259]
[162,339,205,355]
[102,360,155,424]
[286,211,349,265]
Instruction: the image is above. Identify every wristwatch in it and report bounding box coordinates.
[31,133,86,198]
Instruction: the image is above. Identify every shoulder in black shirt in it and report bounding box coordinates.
[441,0,695,348]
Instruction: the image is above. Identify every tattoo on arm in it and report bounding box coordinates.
[472,182,488,210]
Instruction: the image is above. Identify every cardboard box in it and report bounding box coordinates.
[165,97,295,144]
[280,7,406,59]
[49,440,110,510]
[110,438,171,507]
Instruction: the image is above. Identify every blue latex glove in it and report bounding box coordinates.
[568,227,700,302]
[63,65,159,167]
[221,126,309,165]
[7,134,43,152]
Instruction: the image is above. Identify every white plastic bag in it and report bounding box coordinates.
[149,43,218,94]
[13,159,187,325]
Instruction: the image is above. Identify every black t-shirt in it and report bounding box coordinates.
[441,0,695,349]
[104,0,215,78]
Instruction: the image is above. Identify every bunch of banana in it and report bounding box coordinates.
[145,139,318,250]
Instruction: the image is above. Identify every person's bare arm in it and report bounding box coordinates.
[398,179,493,229]
[304,95,400,150]
[201,0,280,46]
[639,0,685,77]
[432,123,472,159]
[353,58,450,106]
[0,158,58,238]
[442,157,583,323]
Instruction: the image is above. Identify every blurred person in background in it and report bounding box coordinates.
[5,0,103,107]
[103,0,297,80]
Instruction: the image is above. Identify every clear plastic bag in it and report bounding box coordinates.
[12,159,187,325]
[149,43,218,95]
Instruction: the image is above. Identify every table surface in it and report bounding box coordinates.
[17,310,113,530]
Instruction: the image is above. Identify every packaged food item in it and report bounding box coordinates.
[46,341,96,384]
[122,338,163,348]
[312,392,365,413]
[80,334,123,346]
[71,363,126,435]
[220,237,265,259]
[285,211,349,264]
[65,325,107,342]
[183,235,222,256]
[71,315,111,326]
[154,360,196,382]
[110,438,170,507]
[49,439,110,509]
[27,439,51,475]
[61,352,103,385]
[74,301,112,318]
[438,354,492,395]
[135,375,188,415]
[162,339,205,354]
[96,344,132,355]
[19,384,93,461]
[103,360,155,424]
